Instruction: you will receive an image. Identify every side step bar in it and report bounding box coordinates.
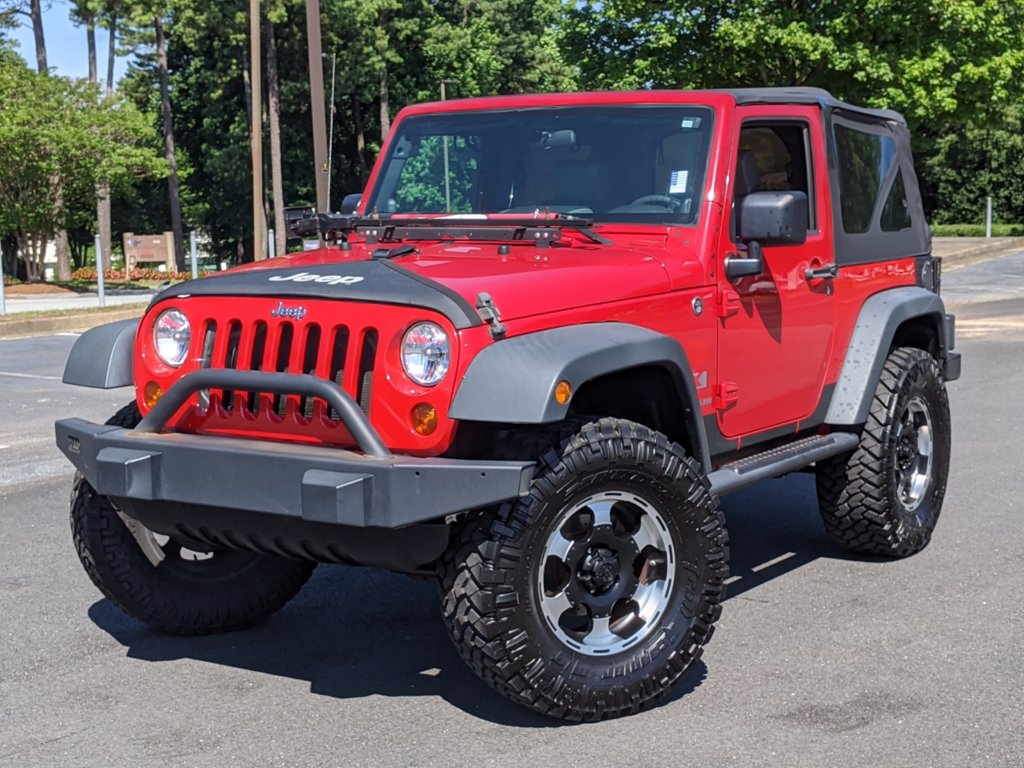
[707,432,860,496]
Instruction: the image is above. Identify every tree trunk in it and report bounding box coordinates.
[30,0,46,73]
[106,12,117,96]
[265,18,286,259]
[17,233,45,282]
[87,9,114,276]
[353,93,367,183]
[29,0,71,280]
[155,16,186,271]
[95,11,118,271]
[86,14,97,82]
[379,65,390,140]
[1,234,18,278]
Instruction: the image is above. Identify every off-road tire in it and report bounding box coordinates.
[439,418,729,721]
[816,347,951,557]
[71,402,315,635]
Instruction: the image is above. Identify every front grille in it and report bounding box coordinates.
[179,315,379,443]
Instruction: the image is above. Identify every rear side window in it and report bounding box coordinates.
[880,169,912,231]
[834,124,898,233]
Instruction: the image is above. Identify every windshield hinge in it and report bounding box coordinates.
[372,244,416,260]
[475,292,507,339]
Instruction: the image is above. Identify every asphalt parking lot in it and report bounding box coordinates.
[1,254,1023,767]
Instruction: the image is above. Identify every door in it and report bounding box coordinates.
[715,107,835,439]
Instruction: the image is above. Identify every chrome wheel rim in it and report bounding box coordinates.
[536,490,675,656]
[894,396,933,513]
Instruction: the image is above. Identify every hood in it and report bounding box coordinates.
[154,237,686,328]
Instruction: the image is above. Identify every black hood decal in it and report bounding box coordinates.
[151,259,482,329]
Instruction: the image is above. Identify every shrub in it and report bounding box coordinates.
[70,267,214,282]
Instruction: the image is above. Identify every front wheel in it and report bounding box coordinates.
[71,403,315,635]
[440,418,729,721]
[816,347,951,557]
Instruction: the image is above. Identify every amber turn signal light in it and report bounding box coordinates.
[554,380,572,405]
[143,381,164,409]
[411,403,439,436]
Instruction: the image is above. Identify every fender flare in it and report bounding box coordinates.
[449,322,711,471]
[62,318,138,389]
[826,287,951,425]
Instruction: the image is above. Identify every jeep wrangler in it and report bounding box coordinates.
[56,87,959,721]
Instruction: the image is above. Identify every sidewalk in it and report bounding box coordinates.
[2,237,1022,339]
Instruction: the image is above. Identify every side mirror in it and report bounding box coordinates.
[738,191,808,245]
[340,193,362,215]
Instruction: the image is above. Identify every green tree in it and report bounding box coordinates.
[925,105,1024,224]
[0,51,164,280]
[563,1,1024,137]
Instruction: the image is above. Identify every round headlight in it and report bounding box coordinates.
[402,322,450,386]
[153,309,191,367]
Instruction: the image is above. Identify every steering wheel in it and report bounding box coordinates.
[628,194,683,211]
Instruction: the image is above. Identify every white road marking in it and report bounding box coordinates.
[723,575,742,586]
[750,552,797,573]
[55,332,82,337]
[0,371,62,381]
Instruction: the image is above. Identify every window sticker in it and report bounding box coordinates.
[669,170,689,194]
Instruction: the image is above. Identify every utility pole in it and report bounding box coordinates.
[306,0,329,217]
[249,0,266,260]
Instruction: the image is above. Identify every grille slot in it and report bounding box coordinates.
[222,321,243,409]
[300,324,322,419]
[272,323,294,416]
[357,330,378,416]
[246,321,268,413]
[327,327,350,420]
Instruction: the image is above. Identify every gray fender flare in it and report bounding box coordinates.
[826,287,950,425]
[62,318,138,389]
[449,322,711,471]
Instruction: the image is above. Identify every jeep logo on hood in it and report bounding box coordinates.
[268,271,364,286]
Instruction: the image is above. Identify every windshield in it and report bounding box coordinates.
[365,105,715,226]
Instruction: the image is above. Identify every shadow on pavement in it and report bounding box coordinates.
[88,473,852,725]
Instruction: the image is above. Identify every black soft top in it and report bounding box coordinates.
[705,86,906,125]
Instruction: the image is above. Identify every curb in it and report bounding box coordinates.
[933,237,1024,269]
[0,304,146,339]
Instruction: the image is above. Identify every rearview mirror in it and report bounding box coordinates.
[739,191,808,245]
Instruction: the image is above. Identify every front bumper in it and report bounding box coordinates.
[56,369,533,531]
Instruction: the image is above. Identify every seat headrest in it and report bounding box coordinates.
[734,150,761,197]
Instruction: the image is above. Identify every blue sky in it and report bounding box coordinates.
[10,2,129,82]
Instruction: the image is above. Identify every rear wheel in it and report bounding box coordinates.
[816,347,951,557]
[71,403,315,635]
[440,418,728,720]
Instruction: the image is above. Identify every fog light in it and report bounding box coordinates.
[143,381,164,409]
[411,403,438,436]
[554,380,572,405]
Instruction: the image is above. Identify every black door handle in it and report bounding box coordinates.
[805,263,839,280]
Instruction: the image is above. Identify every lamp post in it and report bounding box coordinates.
[440,79,457,212]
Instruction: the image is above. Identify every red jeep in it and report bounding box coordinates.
[57,87,959,720]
